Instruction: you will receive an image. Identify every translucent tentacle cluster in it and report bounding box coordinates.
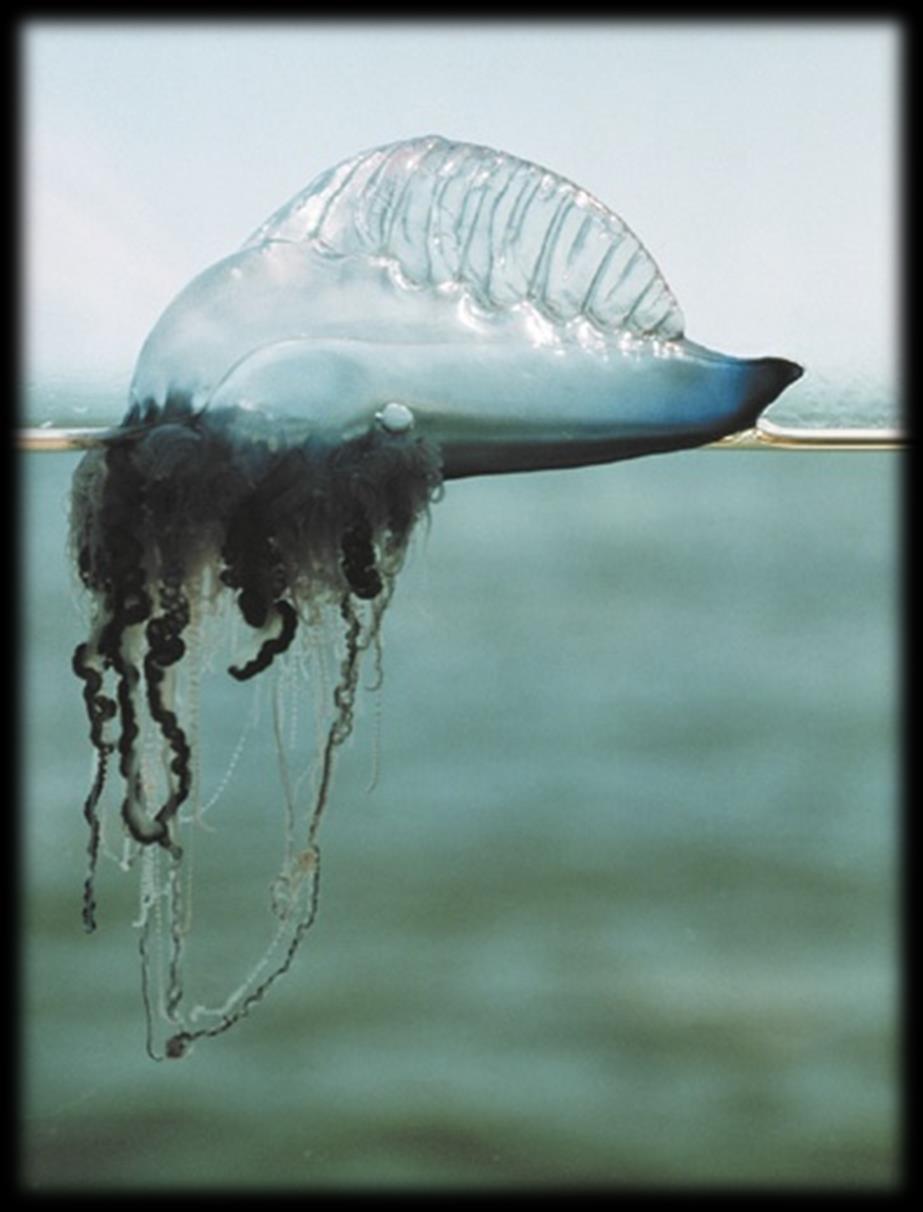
[70,396,442,1056]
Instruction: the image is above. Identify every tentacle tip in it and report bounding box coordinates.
[165,1032,192,1060]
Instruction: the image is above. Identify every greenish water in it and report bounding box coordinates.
[21,432,898,1190]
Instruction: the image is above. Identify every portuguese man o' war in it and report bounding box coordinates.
[69,135,803,1059]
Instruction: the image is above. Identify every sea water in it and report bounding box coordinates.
[20,392,899,1189]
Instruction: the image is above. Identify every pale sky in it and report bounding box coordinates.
[23,20,898,423]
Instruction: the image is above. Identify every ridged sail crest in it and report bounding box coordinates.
[245,135,685,340]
